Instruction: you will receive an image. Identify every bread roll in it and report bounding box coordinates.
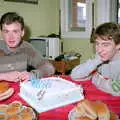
[6,101,21,115]
[6,114,22,120]
[77,99,97,120]
[93,101,110,120]
[110,111,119,120]
[75,104,86,117]
[75,116,93,120]
[0,104,8,112]
[0,114,6,120]
[20,107,36,120]
[0,82,9,94]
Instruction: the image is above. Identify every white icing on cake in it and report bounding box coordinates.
[19,77,84,113]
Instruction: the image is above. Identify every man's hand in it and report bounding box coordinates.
[112,80,120,93]
[17,71,31,82]
[0,71,31,82]
[0,71,21,82]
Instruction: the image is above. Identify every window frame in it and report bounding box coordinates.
[60,0,93,38]
[60,0,114,39]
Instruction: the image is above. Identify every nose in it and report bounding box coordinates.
[8,32,14,39]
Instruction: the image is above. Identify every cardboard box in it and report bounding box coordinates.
[49,58,80,74]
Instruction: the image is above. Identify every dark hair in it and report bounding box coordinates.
[91,22,120,45]
[0,12,24,30]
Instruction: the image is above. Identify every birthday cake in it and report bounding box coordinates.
[19,77,84,113]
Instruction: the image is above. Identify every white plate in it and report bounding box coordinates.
[0,88,14,101]
[68,108,81,120]
[68,108,120,120]
[20,106,37,120]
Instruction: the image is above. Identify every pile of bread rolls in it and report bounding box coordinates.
[73,99,119,120]
[0,82,14,101]
[0,101,37,120]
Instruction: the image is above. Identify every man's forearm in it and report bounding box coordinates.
[0,73,7,80]
[71,54,102,79]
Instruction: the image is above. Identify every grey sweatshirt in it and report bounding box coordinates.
[70,54,120,96]
[0,40,55,77]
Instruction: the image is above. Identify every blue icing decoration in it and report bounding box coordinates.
[30,75,52,88]
[30,75,41,88]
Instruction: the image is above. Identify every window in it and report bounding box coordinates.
[60,0,92,38]
[110,0,119,23]
[68,0,87,32]
[60,0,115,39]
[117,0,120,22]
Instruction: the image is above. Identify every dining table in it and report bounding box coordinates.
[0,75,120,120]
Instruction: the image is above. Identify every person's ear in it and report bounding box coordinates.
[116,44,120,50]
[21,29,25,37]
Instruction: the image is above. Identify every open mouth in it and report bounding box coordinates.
[8,41,15,44]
